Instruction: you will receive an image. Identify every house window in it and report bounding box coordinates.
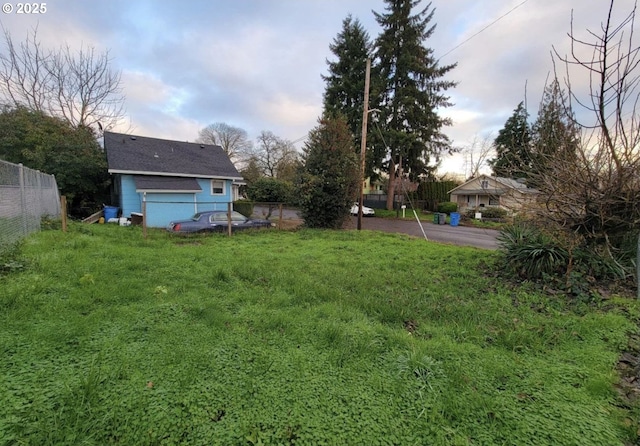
[489,198,500,206]
[211,180,225,195]
[481,180,489,189]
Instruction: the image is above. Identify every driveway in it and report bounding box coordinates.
[345,216,500,250]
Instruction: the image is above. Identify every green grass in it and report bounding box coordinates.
[374,208,506,229]
[0,223,638,445]
[373,208,423,219]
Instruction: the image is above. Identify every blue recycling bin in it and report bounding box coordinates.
[104,205,118,221]
[449,212,460,227]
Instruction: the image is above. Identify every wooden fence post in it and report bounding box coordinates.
[60,196,67,232]
[142,193,147,239]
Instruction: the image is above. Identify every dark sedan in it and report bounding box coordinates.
[166,210,274,233]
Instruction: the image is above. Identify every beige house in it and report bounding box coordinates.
[448,174,539,213]
[363,177,385,195]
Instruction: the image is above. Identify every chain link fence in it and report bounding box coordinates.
[0,160,61,254]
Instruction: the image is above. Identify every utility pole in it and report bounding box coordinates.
[358,58,371,230]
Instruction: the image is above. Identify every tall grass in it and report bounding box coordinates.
[0,223,638,445]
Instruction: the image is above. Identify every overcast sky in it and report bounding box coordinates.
[1,0,637,175]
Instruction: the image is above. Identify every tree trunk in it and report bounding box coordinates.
[386,157,396,210]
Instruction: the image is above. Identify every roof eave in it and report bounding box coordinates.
[136,189,201,193]
[109,169,243,180]
[450,189,508,195]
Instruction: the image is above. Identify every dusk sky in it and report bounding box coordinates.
[0,0,636,174]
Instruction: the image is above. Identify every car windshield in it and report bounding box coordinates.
[191,213,204,221]
[211,211,247,222]
[231,211,247,222]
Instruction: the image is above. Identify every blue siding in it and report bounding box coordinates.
[116,175,234,227]
[120,175,142,216]
[145,194,197,227]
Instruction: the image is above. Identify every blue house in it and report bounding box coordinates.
[104,132,244,227]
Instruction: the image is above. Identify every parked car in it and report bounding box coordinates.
[166,210,275,233]
[350,202,375,216]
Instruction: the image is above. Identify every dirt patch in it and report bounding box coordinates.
[275,219,304,230]
[617,334,640,405]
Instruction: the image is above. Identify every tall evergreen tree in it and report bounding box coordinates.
[373,0,456,209]
[530,79,579,182]
[322,15,373,152]
[296,115,360,229]
[489,102,532,179]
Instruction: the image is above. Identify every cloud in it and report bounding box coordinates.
[1,0,637,173]
[255,93,321,138]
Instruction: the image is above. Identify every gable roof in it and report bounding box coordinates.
[448,174,538,195]
[104,132,242,180]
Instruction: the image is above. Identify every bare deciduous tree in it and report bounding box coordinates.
[530,0,640,266]
[249,131,299,181]
[197,122,253,163]
[0,27,125,131]
[461,133,494,180]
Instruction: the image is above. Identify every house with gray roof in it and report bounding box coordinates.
[448,174,539,214]
[104,132,243,227]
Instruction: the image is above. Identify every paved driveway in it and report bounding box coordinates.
[345,216,500,250]
[253,206,499,250]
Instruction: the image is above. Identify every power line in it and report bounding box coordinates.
[438,0,530,60]
[291,135,307,145]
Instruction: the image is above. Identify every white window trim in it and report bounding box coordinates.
[211,180,226,195]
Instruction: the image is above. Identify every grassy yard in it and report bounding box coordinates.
[1,224,638,445]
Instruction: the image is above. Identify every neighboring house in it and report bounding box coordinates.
[104,132,243,227]
[363,177,385,195]
[448,174,538,213]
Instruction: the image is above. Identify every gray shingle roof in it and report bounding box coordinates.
[104,132,241,179]
[448,174,539,195]
[494,177,530,190]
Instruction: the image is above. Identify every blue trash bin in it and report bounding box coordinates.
[449,212,460,227]
[104,205,118,221]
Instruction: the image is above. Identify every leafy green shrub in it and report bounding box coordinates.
[467,207,508,219]
[571,247,628,281]
[497,223,568,280]
[247,178,293,204]
[437,202,458,214]
[233,200,254,218]
[497,223,632,299]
